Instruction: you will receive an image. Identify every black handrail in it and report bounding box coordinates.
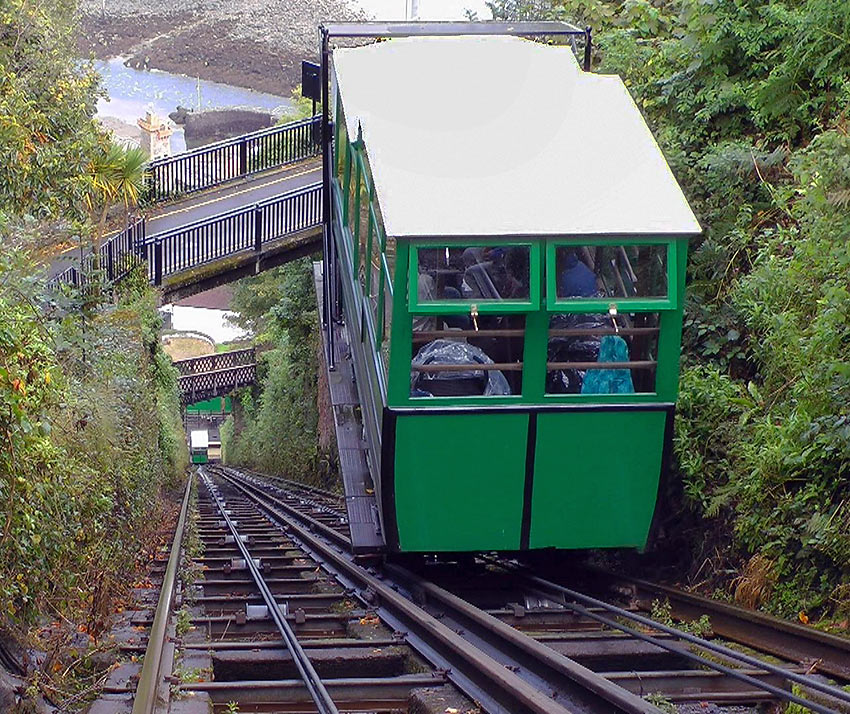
[138,182,322,285]
[48,182,321,293]
[143,115,321,203]
[47,215,146,292]
[178,363,258,405]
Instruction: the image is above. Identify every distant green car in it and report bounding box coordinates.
[190,429,209,465]
[321,25,700,553]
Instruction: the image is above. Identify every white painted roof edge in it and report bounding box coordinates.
[333,36,702,238]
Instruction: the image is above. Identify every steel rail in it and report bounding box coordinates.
[383,563,662,714]
[237,466,344,504]
[132,475,193,714]
[215,467,657,714]
[198,471,339,714]
[589,568,850,681]
[234,469,347,522]
[510,568,850,713]
[209,465,351,549]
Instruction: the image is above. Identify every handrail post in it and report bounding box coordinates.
[254,204,263,253]
[154,239,163,286]
[107,239,115,281]
[239,138,248,177]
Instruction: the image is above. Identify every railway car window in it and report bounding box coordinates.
[410,315,525,397]
[411,245,533,309]
[552,244,668,301]
[545,312,659,394]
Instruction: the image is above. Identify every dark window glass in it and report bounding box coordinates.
[546,312,659,394]
[555,245,667,299]
[410,315,525,397]
[415,245,531,303]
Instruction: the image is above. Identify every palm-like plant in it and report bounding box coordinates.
[85,143,148,256]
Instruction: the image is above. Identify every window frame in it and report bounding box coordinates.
[408,241,541,315]
[545,238,677,312]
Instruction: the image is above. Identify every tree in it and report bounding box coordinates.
[83,143,147,254]
[0,0,103,231]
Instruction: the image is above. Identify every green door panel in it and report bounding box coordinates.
[530,410,666,549]
[394,413,528,551]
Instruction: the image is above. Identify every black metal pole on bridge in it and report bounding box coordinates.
[154,239,163,286]
[253,204,263,256]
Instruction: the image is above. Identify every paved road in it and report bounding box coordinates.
[49,160,321,279]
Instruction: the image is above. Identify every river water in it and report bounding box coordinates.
[95,56,293,125]
[94,0,491,134]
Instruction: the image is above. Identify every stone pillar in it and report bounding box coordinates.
[138,111,174,160]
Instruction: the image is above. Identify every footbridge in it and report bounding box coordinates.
[49,116,323,300]
[174,347,257,406]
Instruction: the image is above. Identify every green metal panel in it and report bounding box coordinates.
[388,235,690,408]
[186,396,232,413]
[394,412,528,551]
[191,453,209,464]
[530,410,666,549]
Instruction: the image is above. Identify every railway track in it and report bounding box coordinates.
[133,466,850,714]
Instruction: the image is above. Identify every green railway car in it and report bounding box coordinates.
[318,22,701,553]
[190,429,209,465]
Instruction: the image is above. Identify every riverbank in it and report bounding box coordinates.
[77,0,361,95]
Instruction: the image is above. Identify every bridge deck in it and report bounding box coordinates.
[175,348,258,406]
[48,159,322,293]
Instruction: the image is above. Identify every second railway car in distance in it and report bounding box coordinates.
[318,22,701,554]
[190,429,209,465]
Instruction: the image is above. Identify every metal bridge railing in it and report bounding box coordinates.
[143,115,321,203]
[174,347,256,376]
[178,363,257,405]
[138,182,322,285]
[48,215,146,291]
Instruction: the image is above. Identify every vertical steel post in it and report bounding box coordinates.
[239,138,248,177]
[254,204,263,254]
[320,25,335,370]
[583,26,592,71]
[107,238,114,282]
[154,239,163,286]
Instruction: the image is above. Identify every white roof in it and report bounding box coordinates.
[190,430,209,448]
[333,36,701,238]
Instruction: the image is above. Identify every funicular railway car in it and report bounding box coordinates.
[318,22,701,553]
[190,429,210,465]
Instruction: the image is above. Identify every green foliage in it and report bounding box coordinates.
[277,84,320,123]
[489,0,850,614]
[0,241,187,627]
[643,693,676,714]
[649,598,712,637]
[175,607,192,636]
[0,0,104,225]
[221,260,335,488]
[84,142,148,251]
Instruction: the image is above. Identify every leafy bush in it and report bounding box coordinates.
[0,241,187,628]
[221,259,336,489]
[492,0,850,615]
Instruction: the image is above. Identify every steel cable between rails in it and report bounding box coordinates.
[199,470,339,714]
